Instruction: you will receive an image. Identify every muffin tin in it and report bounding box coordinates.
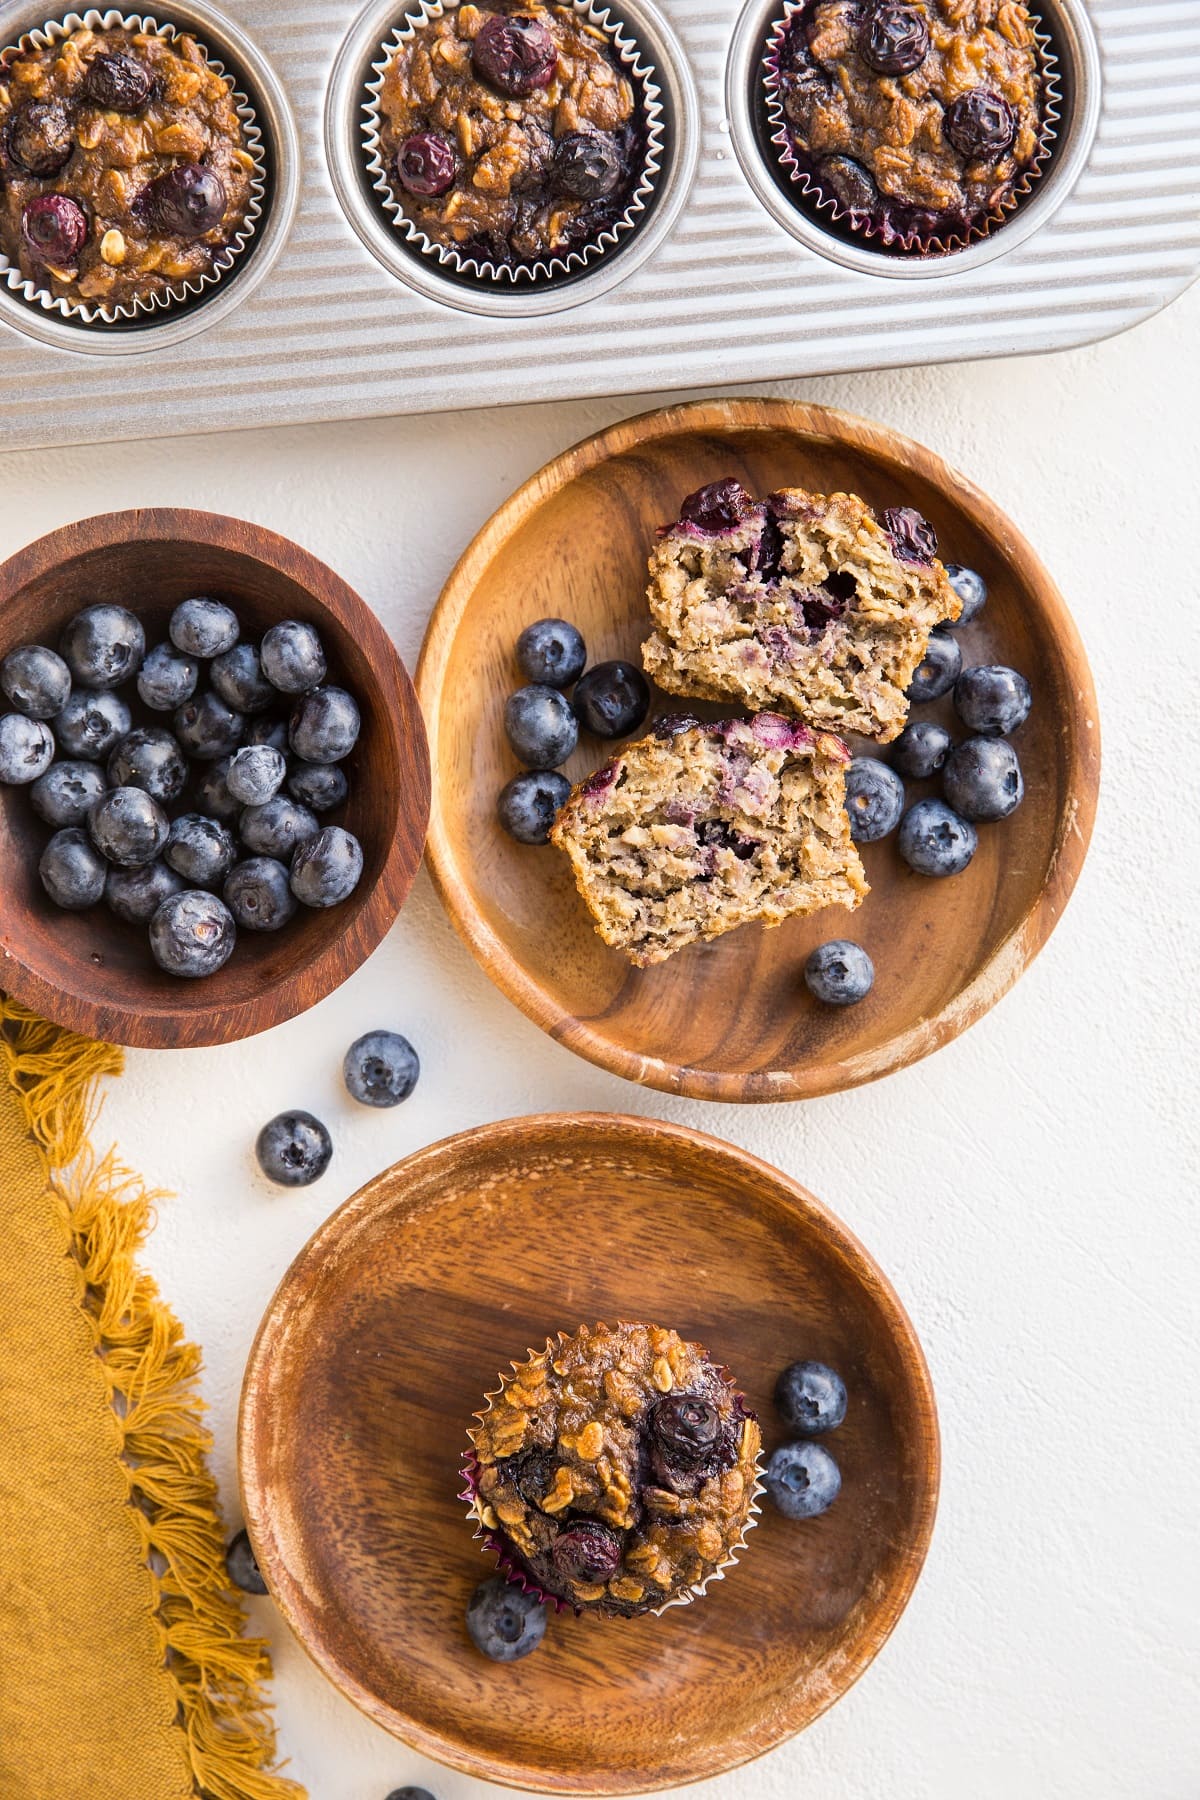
[0,0,1198,447]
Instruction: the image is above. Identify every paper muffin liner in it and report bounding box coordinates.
[362,0,665,288]
[461,1322,765,1619]
[0,8,267,324]
[763,0,1060,257]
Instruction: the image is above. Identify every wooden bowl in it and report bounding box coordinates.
[418,398,1100,1102]
[0,510,430,1048]
[239,1111,939,1794]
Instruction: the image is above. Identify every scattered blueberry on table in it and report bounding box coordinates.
[255,1109,333,1187]
[343,1031,420,1108]
[225,1528,268,1596]
[764,1441,842,1520]
[804,940,875,1007]
[466,1575,547,1663]
[385,1789,437,1800]
[775,1360,848,1436]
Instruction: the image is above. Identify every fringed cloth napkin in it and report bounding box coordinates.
[0,999,304,1800]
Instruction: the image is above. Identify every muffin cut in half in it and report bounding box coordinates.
[550,712,868,966]
[642,478,961,743]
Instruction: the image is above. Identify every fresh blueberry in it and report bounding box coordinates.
[82,50,151,111]
[105,859,184,925]
[497,770,571,844]
[137,641,198,711]
[471,13,557,96]
[225,1529,267,1595]
[943,737,1024,822]
[89,786,170,867]
[289,825,363,908]
[147,165,227,237]
[907,631,962,703]
[21,192,88,263]
[211,641,275,714]
[107,727,188,804]
[39,828,107,910]
[260,620,326,695]
[225,744,287,807]
[890,720,953,781]
[943,563,988,626]
[7,99,74,175]
[149,889,236,978]
[384,1790,436,1800]
[289,688,360,764]
[678,478,757,534]
[223,857,297,932]
[551,131,624,200]
[765,1441,841,1520]
[775,1360,847,1435]
[245,715,291,754]
[898,798,978,877]
[174,691,245,761]
[881,506,938,566]
[343,1030,419,1108]
[59,605,144,690]
[0,644,71,719]
[515,617,587,688]
[504,685,578,769]
[804,940,874,1006]
[169,597,239,659]
[286,762,347,813]
[844,758,904,843]
[572,661,650,739]
[396,130,457,196]
[0,712,55,783]
[30,759,106,827]
[53,689,130,761]
[954,665,1031,737]
[193,756,242,821]
[165,813,237,886]
[465,1576,546,1663]
[239,795,319,858]
[255,1110,332,1186]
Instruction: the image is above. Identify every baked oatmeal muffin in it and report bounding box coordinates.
[767,0,1048,249]
[371,0,651,271]
[0,21,258,311]
[642,478,960,743]
[467,1323,763,1617]
[550,713,868,966]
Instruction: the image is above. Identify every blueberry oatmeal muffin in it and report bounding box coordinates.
[550,713,867,966]
[0,22,257,310]
[642,478,960,743]
[768,0,1048,249]
[372,0,650,271]
[467,1323,762,1617]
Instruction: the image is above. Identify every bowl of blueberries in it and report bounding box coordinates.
[0,509,429,1048]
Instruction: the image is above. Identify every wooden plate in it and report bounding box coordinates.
[417,399,1100,1101]
[239,1112,938,1794]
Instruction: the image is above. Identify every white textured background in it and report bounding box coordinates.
[2,287,1199,1800]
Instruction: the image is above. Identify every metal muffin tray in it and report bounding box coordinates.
[1,0,1198,451]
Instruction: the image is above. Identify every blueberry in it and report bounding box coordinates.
[39,828,107,910]
[898,798,978,877]
[165,813,237,887]
[943,737,1023,822]
[107,727,188,804]
[678,478,757,534]
[515,617,587,688]
[504,685,578,769]
[397,130,457,196]
[149,889,236,978]
[844,757,904,843]
[210,642,275,714]
[804,940,874,1006]
[255,1110,332,1187]
[193,756,242,821]
[945,87,1017,160]
[147,164,227,237]
[138,642,198,711]
[7,99,74,175]
[465,1576,546,1663]
[882,506,938,566]
[765,1441,841,1520]
[82,50,151,111]
[89,786,170,867]
[225,744,287,807]
[239,795,319,858]
[286,762,347,813]
[343,1030,420,1107]
[223,857,297,932]
[289,825,363,908]
[385,1790,436,1800]
[650,1394,720,1464]
[53,689,130,761]
[819,153,877,213]
[169,597,239,659]
[497,770,571,844]
[906,631,962,703]
[572,661,650,739]
[954,665,1031,737]
[289,687,360,764]
[943,563,988,626]
[30,759,106,827]
[551,130,624,200]
[857,1,929,74]
[1,644,71,718]
[890,720,953,781]
[471,14,557,96]
[225,1528,267,1595]
[774,1360,847,1435]
[0,712,55,783]
[59,605,145,690]
[105,859,184,925]
[260,620,326,695]
[245,715,291,754]
[21,193,88,263]
[551,1522,622,1584]
[174,691,245,761]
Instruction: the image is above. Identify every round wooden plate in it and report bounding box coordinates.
[417,399,1100,1102]
[239,1112,938,1794]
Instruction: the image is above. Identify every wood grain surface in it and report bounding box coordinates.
[238,1112,939,1794]
[0,509,430,1048]
[417,398,1101,1102]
